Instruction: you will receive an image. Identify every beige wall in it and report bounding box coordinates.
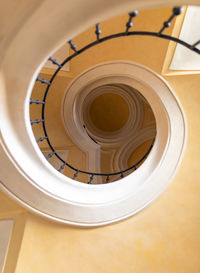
[1,6,200,273]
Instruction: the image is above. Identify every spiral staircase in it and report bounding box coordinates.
[0,1,200,273]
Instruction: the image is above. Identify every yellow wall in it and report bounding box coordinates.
[0,190,27,273]
[2,6,200,273]
[89,93,129,132]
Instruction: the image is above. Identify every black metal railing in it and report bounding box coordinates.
[30,6,200,184]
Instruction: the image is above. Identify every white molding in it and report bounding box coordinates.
[0,60,187,226]
[0,219,13,273]
[115,126,156,170]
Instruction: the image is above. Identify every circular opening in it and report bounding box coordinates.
[88,92,129,132]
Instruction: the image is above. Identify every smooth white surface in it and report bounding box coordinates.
[0,220,13,273]
[170,6,200,70]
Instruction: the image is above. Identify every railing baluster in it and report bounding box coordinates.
[30,99,45,105]
[31,119,44,125]
[95,23,101,41]
[36,136,48,143]
[48,57,62,67]
[45,152,55,160]
[106,176,110,184]
[36,77,51,85]
[58,163,66,173]
[125,11,138,33]
[73,170,79,180]
[158,6,182,35]
[88,175,94,184]
[68,40,77,53]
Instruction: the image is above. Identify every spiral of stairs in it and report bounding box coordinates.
[0,1,200,272]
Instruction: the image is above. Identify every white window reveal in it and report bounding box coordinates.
[0,220,13,273]
[170,6,200,71]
